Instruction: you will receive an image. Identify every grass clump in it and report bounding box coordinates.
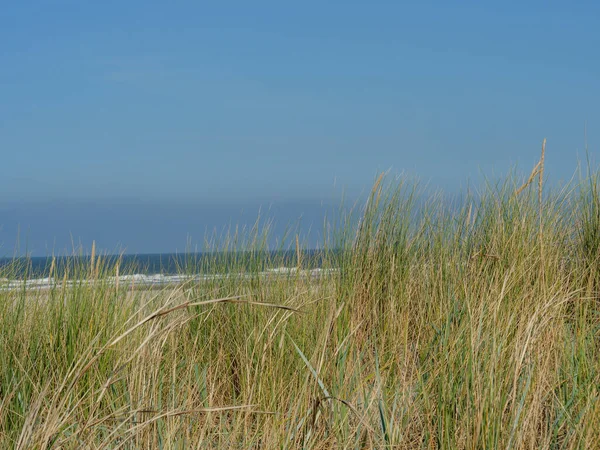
[1,154,600,448]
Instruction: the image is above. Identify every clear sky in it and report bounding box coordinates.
[1,1,599,255]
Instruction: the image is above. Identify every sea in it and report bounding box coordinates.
[0,250,338,291]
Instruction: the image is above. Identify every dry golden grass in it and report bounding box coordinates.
[2,156,600,448]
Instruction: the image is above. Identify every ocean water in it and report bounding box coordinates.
[0,250,335,282]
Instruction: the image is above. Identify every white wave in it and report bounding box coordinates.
[0,267,339,292]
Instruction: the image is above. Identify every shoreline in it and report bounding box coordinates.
[0,267,339,292]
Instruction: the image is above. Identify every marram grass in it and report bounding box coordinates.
[2,165,600,449]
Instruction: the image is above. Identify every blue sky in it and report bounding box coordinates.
[1,1,599,255]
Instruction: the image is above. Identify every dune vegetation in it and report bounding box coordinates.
[2,147,600,449]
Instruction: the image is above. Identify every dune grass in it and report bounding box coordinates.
[2,158,600,448]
